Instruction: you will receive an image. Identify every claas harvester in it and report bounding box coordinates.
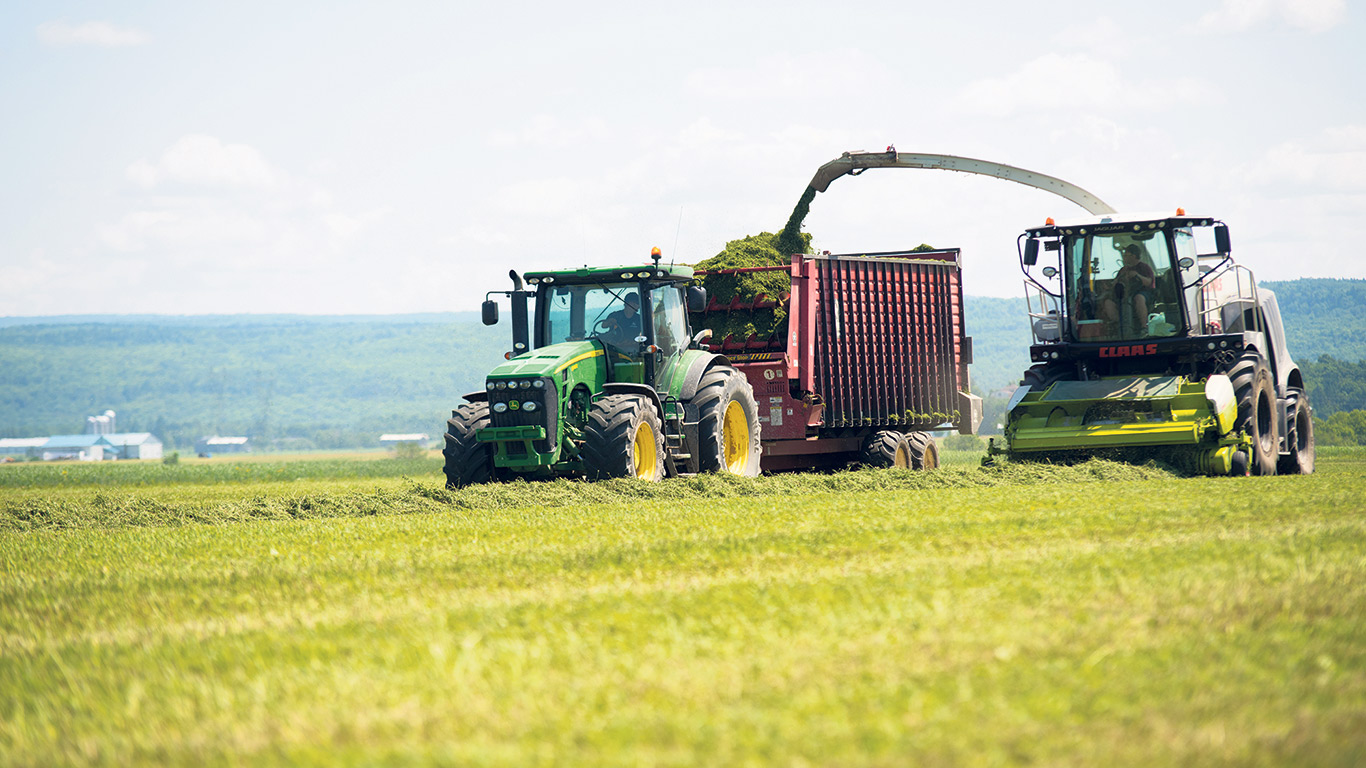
[444,249,763,486]
[993,212,1314,476]
[792,148,1313,476]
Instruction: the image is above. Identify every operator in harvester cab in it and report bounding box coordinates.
[1103,243,1157,330]
[596,291,641,352]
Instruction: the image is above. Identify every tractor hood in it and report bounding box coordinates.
[485,340,615,383]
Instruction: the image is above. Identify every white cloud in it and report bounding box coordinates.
[955,54,1210,118]
[127,135,278,189]
[1197,0,1346,33]
[488,115,610,149]
[1240,124,1366,192]
[37,20,149,47]
[684,50,893,103]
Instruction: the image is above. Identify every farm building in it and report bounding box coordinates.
[195,436,250,456]
[104,433,164,460]
[39,433,164,461]
[41,435,116,462]
[0,437,53,459]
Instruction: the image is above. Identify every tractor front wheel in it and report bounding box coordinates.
[693,365,762,477]
[443,402,494,488]
[582,394,664,481]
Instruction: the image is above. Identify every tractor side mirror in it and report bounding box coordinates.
[1023,239,1040,266]
[1214,224,1231,255]
[687,286,707,313]
[481,300,499,326]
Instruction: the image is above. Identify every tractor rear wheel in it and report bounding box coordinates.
[861,430,912,468]
[906,432,940,470]
[582,394,664,481]
[444,402,494,488]
[1277,388,1315,475]
[1228,352,1278,476]
[694,365,762,477]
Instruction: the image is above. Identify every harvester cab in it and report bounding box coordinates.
[1000,212,1314,476]
[445,250,763,487]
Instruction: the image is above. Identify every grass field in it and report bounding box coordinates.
[2,450,1364,766]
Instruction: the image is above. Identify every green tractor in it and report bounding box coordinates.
[994,212,1314,476]
[444,250,762,486]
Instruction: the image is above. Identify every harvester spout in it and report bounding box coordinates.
[807,150,1116,215]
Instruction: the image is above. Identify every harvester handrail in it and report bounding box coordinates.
[1194,260,1259,335]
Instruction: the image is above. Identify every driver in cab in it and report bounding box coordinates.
[597,291,640,352]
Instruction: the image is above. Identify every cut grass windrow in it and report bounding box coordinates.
[0,459,1180,532]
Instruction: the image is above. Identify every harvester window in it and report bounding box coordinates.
[1067,233,1179,342]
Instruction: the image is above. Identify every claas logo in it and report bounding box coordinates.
[1099,343,1159,358]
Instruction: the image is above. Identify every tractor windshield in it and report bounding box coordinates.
[542,283,644,355]
[1063,231,1183,342]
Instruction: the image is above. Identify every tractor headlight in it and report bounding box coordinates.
[486,381,495,391]
[532,379,545,389]
[495,381,507,390]
[523,400,538,412]
[492,402,508,413]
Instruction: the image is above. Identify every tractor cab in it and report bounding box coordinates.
[521,261,700,389]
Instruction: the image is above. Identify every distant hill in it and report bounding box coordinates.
[2,278,1361,449]
[0,315,505,450]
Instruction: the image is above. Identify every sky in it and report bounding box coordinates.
[2,0,1362,316]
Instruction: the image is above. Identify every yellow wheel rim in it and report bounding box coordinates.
[633,420,657,480]
[894,442,912,469]
[722,400,749,474]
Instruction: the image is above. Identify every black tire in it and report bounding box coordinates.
[861,430,912,468]
[582,394,664,481]
[1278,388,1315,475]
[1227,352,1278,476]
[693,365,762,477]
[906,432,940,470]
[443,402,493,488]
[1020,363,1070,389]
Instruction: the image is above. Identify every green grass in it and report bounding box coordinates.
[2,450,1364,765]
[0,455,443,489]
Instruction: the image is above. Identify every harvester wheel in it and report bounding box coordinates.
[693,365,762,477]
[582,394,664,481]
[1277,388,1315,475]
[861,430,912,468]
[1228,353,1278,476]
[906,432,940,470]
[443,402,494,488]
[1020,363,1070,389]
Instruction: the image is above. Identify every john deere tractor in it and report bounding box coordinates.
[444,250,762,486]
[994,212,1314,476]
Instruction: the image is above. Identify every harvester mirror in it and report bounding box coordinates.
[1042,266,1058,279]
[481,300,499,326]
[1214,224,1231,254]
[1023,239,1040,266]
[687,286,707,313]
